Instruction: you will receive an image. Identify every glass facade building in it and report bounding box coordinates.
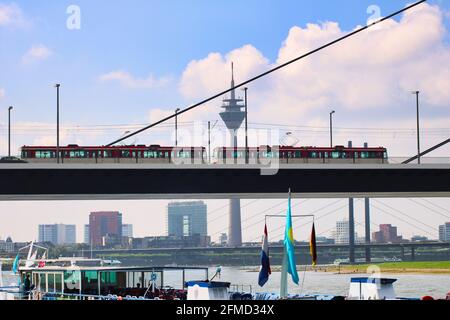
[167,201,207,237]
[38,224,76,245]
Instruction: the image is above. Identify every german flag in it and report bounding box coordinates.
[310,223,317,266]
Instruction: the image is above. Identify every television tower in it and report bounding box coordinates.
[220,63,245,247]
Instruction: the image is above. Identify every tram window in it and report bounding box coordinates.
[36,151,55,159]
[331,151,340,159]
[324,152,329,158]
[384,152,388,159]
[310,152,318,158]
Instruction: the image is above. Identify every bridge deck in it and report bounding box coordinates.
[1,164,450,200]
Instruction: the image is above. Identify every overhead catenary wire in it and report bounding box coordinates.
[210,199,310,239]
[248,199,347,242]
[105,0,427,147]
[370,202,437,238]
[372,199,439,232]
[407,199,450,220]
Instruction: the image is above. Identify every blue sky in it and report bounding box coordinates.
[1,0,449,128]
[1,1,450,243]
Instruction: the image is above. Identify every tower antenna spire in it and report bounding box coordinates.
[231,62,235,100]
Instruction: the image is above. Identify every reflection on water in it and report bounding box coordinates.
[3,267,449,299]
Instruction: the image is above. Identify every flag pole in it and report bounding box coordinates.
[280,247,288,299]
[280,188,291,299]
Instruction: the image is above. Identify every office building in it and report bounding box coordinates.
[331,220,363,245]
[38,224,76,245]
[84,225,90,244]
[0,237,15,253]
[122,224,134,238]
[372,224,403,243]
[89,211,122,247]
[439,222,450,242]
[167,201,207,238]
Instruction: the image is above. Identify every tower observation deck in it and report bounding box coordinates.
[219,63,245,247]
[220,63,246,150]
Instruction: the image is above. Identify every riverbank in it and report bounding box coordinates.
[244,261,450,275]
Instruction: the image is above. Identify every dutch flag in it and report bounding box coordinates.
[258,224,272,287]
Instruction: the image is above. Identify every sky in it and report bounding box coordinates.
[0,0,450,243]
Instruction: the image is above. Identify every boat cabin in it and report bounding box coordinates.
[348,277,397,300]
[19,258,209,300]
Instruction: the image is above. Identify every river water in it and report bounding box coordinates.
[2,267,449,299]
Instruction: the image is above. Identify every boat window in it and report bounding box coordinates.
[55,273,63,293]
[81,271,99,295]
[47,273,55,293]
[143,272,162,289]
[39,273,47,292]
[64,270,81,294]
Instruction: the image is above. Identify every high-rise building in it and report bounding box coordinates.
[38,224,76,245]
[333,220,350,245]
[167,201,207,238]
[439,222,450,242]
[122,224,133,238]
[84,225,90,244]
[372,224,403,243]
[219,63,245,247]
[219,233,228,246]
[89,212,122,247]
[331,220,362,245]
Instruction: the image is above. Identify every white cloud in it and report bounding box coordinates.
[99,71,171,89]
[0,3,26,27]
[179,3,450,127]
[0,88,5,100]
[22,45,53,64]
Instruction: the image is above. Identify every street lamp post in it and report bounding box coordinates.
[242,87,249,164]
[175,108,180,147]
[208,120,218,164]
[413,91,421,164]
[330,110,335,148]
[8,106,13,157]
[55,84,61,164]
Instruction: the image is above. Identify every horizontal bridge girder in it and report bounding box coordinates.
[1,164,450,201]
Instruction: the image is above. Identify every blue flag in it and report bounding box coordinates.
[12,254,20,274]
[284,192,299,285]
